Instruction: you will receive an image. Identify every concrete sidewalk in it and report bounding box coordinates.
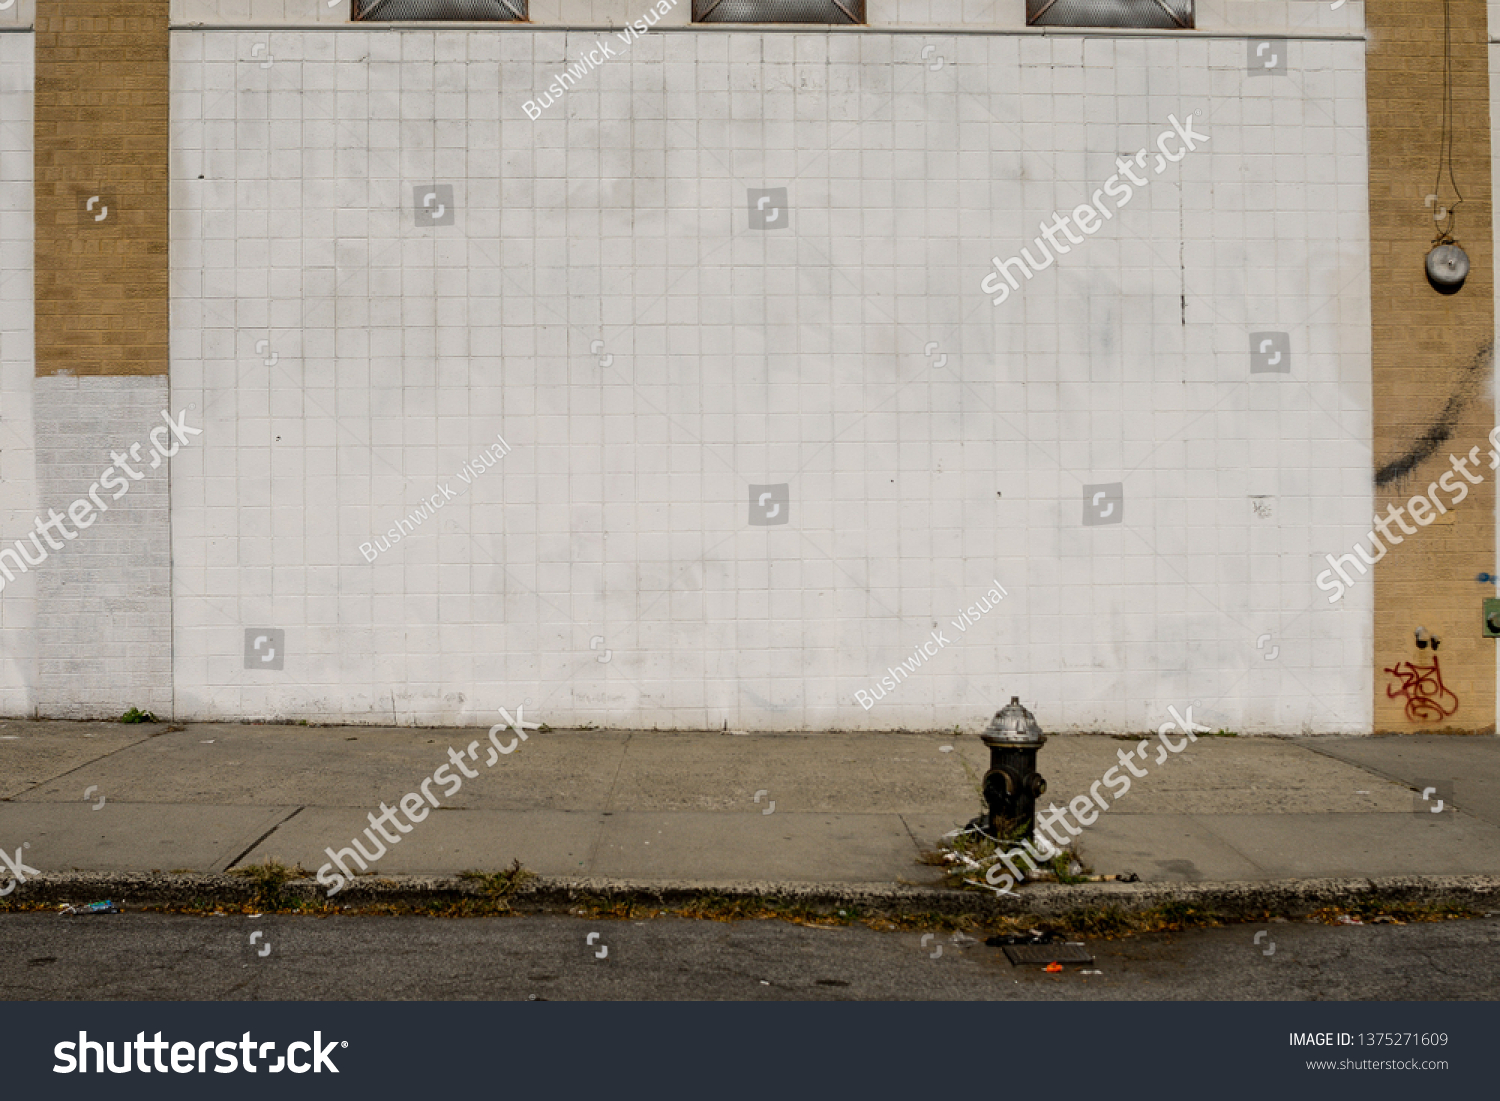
[3,719,1499,898]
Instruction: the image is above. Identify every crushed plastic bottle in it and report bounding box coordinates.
[60,900,122,915]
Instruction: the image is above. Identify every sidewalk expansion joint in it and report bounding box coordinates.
[220,805,305,872]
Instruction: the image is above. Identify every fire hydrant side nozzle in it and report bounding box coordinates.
[966,696,1048,843]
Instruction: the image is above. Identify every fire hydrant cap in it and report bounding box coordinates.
[980,696,1046,748]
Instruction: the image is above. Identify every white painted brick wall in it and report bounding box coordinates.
[167,26,1373,732]
[31,378,175,719]
[0,32,37,715]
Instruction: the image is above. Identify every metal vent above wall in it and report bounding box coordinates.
[695,0,863,24]
[353,0,527,19]
[1027,0,1191,28]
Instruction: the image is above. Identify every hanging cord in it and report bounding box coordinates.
[1431,0,1464,244]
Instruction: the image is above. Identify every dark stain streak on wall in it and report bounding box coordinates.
[1374,339,1494,487]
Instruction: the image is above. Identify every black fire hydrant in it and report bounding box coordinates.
[966,697,1047,841]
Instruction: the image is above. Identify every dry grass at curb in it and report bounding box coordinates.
[0,866,1485,940]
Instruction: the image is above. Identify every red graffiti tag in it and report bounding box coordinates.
[1383,655,1459,723]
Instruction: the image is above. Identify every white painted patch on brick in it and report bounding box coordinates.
[33,377,174,719]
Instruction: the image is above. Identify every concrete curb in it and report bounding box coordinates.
[5,872,1500,920]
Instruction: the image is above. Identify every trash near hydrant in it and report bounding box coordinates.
[966,697,1047,842]
[59,900,122,915]
[934,698,1141,894]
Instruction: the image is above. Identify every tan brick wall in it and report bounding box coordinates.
[34,0,169,378]
[1368,0,1496,732]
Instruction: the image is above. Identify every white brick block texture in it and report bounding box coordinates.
[32,377,175,719]
[167,28,1373,732]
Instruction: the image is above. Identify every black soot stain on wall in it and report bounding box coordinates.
[1375,339,1495,488]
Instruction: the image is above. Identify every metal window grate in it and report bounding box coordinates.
[695,0,862,24]
[1027,0,1191,28]
[353,0,527,19]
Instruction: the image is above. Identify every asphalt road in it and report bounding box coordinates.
[5,912,1499,1001]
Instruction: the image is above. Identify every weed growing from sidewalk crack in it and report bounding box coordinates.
[458,859,536,905]
[229,858,311,907]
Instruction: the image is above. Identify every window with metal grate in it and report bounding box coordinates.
[352,0,527,19]
[1027,0,1191,28]
[694,0,862,24]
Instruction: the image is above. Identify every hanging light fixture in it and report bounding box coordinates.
[1426,240,1469,289]
[1425,0,1468,291]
